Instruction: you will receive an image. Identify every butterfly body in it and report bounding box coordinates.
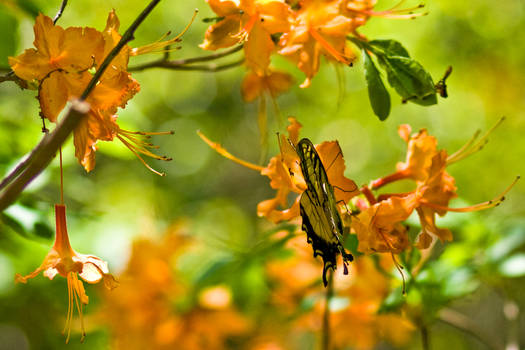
[295,138,353,286]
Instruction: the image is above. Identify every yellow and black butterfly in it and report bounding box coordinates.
[295,138,353,287]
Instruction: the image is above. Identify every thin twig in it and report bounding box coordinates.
[128,45,243,72]
[130,58,244,72]
[53,0,69,24]
[322,271,333,350]
[0,0,163,212]
[438,308,502,350]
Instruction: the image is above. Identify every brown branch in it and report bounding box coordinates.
[129,58,244,72]
[53,0,69,24]
[0,0,163,212]
[128,45,244,72]
[0,100,90,212]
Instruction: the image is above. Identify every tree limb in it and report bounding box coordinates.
[0,101,89,212]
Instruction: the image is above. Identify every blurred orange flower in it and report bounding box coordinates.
[15,204,117,343]
[99,223,251,350]
[268,233,415,350]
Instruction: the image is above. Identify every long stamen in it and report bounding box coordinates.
[131,9,198,56]
[64,273,73,343]
[116,134,167,176]
[348,2,427,19]
[71,276,86,343]
[377,229,407,294]
[197,131,264,172]
[308,27,353,65]
[420,176,519,212]
[447,117,505,165]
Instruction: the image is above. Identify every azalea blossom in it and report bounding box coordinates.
[359,122,518,252]
[8,11,184,173]
[200,0,291,75]
[198,117,359,223]
[15,204,117,343]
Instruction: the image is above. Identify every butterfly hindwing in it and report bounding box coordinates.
[296,138,353,287]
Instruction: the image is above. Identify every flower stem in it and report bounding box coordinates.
[421,324,430,350]
[322,270,333,350]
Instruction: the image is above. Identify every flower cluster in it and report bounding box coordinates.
[9,11,181,173]
[201,0,424,100]
[200,117,516,281]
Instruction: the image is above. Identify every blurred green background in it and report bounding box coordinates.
[0,0,524,349]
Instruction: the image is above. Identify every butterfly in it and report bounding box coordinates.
[294,138,353,287]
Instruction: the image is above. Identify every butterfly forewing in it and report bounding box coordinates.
[296,138,353,287]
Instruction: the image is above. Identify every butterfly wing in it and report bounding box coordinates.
[296,138,353,286]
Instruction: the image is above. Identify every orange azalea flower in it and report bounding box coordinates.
[366,121,518,250]
[8,14,104,122]
[278,0,356,87]
[8,11,186,173]
[15,204,117,343]
[351,194,416,254]
[199,117,359,223]
[201,0,291,74]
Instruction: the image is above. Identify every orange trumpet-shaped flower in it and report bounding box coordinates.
[198,117,359,223]
[278,0,357,87]
[15,204,117,343]
[8,11,183,173]
[201,0,291,74]
[363,121,517,251]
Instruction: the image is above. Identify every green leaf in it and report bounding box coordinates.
[14,0,42,17]
[363,50,391,121]
[378,286,405,313]
[0,11,18,66]
[498,253,525,278]
[369,39,410,58]
[486,227,525,263]
[378,55,437,105]
[442,267,479,298]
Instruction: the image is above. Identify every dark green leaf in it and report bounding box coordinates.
[378,55,437,105]
[369,39,410,58]
[363,50,391,121]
